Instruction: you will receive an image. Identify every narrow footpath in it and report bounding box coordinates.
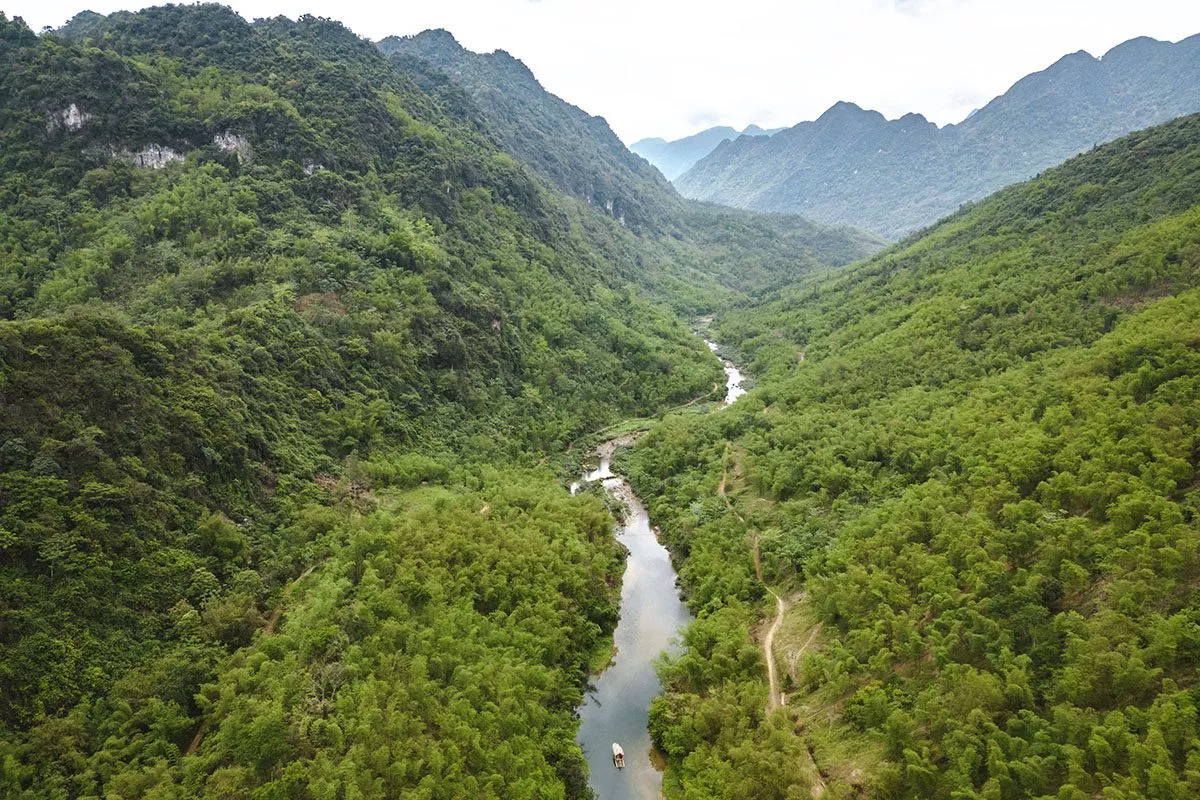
[720,444,826,797]
[719,445,790,711]
[763,589,787,713]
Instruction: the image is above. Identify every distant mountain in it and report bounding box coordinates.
[677,33,1200,238]
[631,125,779,180]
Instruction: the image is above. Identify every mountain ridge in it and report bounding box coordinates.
[379,27,678,232]
[630,124,780,181]
[379,28,884,305]
[678,32,1200,238]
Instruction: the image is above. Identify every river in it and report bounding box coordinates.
[707,340,746,405]
[574,341,744,799]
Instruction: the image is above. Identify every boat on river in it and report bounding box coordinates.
[576,336,746,797]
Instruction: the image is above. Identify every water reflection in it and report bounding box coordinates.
[573,339,746,797]
[575,448,691,799]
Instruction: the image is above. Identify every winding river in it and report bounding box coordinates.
[574,342,745,799]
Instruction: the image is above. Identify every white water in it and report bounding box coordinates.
[706,339,746,404]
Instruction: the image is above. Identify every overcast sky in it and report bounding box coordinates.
[10,0,1200,142]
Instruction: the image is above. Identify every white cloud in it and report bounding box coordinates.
[12,0,1200,142]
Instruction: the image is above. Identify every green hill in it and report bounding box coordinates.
[0,6,754,796]
[378,29,884,306]
[622,114,1200,798]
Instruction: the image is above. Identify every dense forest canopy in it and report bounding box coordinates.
[0,5,872,796]
[3,3,1199,799]
[621,115,1200,798]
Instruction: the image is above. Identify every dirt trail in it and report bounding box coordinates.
[790,624,824,672]
[752,530,763,582]
[719,446,787,711]
[764,589,786,712]
[264,564,316,634]
[721,444,825,797]
[717,443,736,512]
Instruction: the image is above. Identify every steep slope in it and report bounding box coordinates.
[631,124,778,181]
[0,8,727,797]
[623,115,1200,798]
[379,31,884,306]
[379,29,677,231]
[678,33,1200,238]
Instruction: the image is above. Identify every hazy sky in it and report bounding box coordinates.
[10,0,1200,142]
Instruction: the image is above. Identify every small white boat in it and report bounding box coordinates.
[612,742,625,769]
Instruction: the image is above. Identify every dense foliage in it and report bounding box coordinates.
[623,115,1200,798]
[4,468,624,798]
[0,6,756,796]
[378,29,883,310]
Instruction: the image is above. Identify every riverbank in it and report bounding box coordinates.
[573,441,692,799]
[573,337,749,799]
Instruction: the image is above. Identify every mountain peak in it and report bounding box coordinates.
[742,124,779,136]
[412,28,461,47]
[1051,49,1100,69]
[815,101,886,127]
[822,100,866,117]
[677,34,1200,238]
[1101,35,1167,61]
[379,28,465,59]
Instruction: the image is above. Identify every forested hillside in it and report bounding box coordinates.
[677,33,1200,238]
[379,29,674,232]
[378,29,883,306]
[6,4,1199,800]
[0,5,867,796]
[621,115,1200,798]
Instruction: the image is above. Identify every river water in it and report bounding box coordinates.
[574,341,744,799]
[707,339,746,405]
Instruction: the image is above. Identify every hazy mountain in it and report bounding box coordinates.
[677,33,1200,238]
[630,124,780,180]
